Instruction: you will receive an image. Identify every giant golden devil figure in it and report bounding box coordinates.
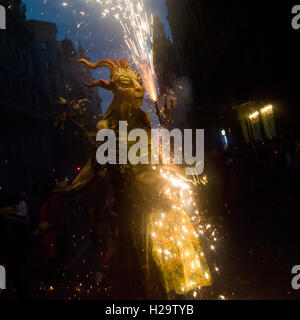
[67,57,212,299]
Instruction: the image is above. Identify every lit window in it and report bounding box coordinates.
[249,110,263,141]
[261,105,273,113]
[249,111,259,119]
[260,105,276,138]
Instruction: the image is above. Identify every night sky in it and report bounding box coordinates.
[22,0,171,113]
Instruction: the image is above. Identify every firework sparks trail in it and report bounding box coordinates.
[92,2,224,298]
[156,167,221,297]
[96,0,158,101]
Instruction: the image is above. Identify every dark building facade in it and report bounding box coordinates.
[0,0,102,191]
[162,0,300,148]
[27,20,102,117]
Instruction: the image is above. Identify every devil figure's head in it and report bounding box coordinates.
[79,57,145,116]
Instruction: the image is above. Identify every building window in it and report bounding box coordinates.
[261,105,277,138]
[41,41,48,51]
[249,111,263,141]
[252,120,263,141]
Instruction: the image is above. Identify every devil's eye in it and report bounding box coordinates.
[120,81,131,88]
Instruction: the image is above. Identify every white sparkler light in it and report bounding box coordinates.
[95,0,158,101]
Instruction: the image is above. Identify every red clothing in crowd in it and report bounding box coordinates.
[39,192,65,260]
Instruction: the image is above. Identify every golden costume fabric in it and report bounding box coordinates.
[148,206,212,295]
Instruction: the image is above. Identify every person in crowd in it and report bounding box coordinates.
[36,178,68,290]
[16,192,28,222]
[0,190,32,299]
[94,196,117,284]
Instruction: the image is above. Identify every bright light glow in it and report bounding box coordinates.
[224,135,228,147]
[147,166,216,295]
[221,130,226,136]
[261,105,273,113]
[96,0,158,101]
[249,111,259,119]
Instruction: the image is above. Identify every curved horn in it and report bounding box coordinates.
[119,57,130,69]
[78,58,120,76]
